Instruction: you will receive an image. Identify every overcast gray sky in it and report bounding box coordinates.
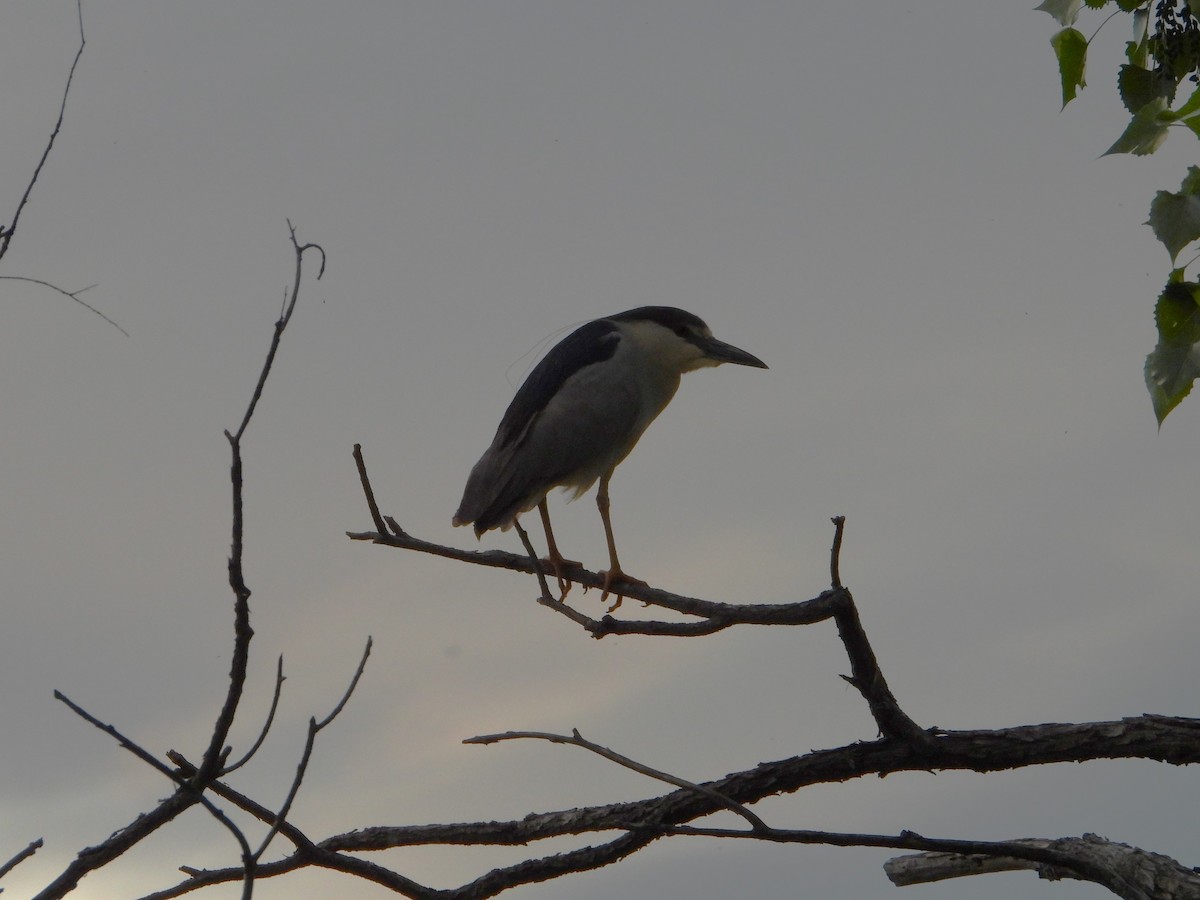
[2,2,1197,898]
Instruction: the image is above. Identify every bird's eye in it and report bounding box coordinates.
[673,325,689,337]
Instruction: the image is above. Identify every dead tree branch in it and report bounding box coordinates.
[465,728,771,833]
[0,0,85,263]
[0,838,43,884]
[0,2,125,334]
[884,833,1200,900]
[38,227,327,900]
[334,461,1200,897]
[140,706,1200,899]
[349,463,926,745]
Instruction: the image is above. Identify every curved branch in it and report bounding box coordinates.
[0,276,127,335]
[222,654,286,774]
[884,832,1200,900]
[465,728,771,833]
[349,477,925,743]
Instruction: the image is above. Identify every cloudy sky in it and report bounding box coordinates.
[2,2,1197,898]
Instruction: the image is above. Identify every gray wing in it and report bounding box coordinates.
[455,354,646,534]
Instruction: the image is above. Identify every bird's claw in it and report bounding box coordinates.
[544,555,582,601]
[599,568,648,612]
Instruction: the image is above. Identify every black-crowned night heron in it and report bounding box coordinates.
[453,306,767,604]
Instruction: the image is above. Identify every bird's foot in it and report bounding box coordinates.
[543,554,582,601]
[599,568,648,612]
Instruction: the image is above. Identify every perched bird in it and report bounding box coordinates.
[453,306,767,604]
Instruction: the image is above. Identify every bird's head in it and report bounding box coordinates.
[607,306,768,374]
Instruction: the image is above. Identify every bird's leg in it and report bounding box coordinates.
[596,473,647,611]
[538,499,579,600]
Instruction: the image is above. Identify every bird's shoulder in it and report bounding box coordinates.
[494,318,622,448]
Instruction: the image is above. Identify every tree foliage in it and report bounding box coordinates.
[1039,0,1200,423]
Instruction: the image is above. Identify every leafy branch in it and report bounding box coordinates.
[1039,0,1200,423]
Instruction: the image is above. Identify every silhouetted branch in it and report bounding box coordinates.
[465,727,770,833]
[199,225,325,787]
[352,444,388,534]
[222,655,286,775]
[0,0,85,263]
[0,276,127,335]
[251,638,373,863]
[0,837,43,883]
[40,227,324,900]
[349,469,927,744]
[884,833,1200,900]
[0,3,126,335]
[141,713,1200,898]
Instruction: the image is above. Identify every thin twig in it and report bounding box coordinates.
[199,226,324,786]
[0,0,86,262]
[51,690,254,892]
[352,444,387,534]
[223,655,286,774]
[0,276,127,336]
[466,728,770,833]
[830,515,845,589]
[252,638,373,863]
[512,518,555,601]
[649,823,1100,876]
[232,222,325,443]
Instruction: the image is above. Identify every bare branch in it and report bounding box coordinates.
[884,833,1200,900]
[231,222,325,443]
[0,276,128,336]
[54,690,186,784]
[40,227,323,899]
[0,0,85,263]
[0,837,43,882]
[156,714,1200,898]
[198,226,325,786]
[829,514,845,588]
[252,638,373,862]
[352,444,388,534]
[350,487,927,744]
[512,517,556,601]
[222,655,286,774]
[50,691,254,897]
[465,728,770,833]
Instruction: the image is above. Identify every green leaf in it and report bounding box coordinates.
[1146,281,1200,424]
[1181,115,1200,138]
[1036,0,1083,26]
[1104,98,1170,155]
[1083,0,1109,7]
[1148,166,1200,260]
[1172,86,1200,118]
[1118,63,1172,113]
[1155,280,1200,342]
[1145,341,1199,424]
[1117,0,1146,10]
[1050,28,1088,106]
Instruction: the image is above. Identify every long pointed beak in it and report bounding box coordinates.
[696,335,768,369]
